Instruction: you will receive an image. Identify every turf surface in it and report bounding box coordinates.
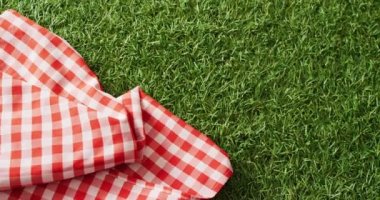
[2,0,380,199]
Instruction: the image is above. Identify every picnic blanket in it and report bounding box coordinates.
[0,10,232,199]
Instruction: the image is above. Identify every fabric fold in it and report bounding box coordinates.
[0,71,141,190]
[0,9,232,199]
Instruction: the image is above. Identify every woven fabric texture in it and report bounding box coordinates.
[0,10,232,199]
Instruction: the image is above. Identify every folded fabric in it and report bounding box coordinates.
[0,10,232,199]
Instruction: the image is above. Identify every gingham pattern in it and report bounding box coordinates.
[0,10,232,199]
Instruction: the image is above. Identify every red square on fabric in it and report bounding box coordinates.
[51,37,62,47]
[11,150,21,159]
[90,119,100,130]
[52,144,63,154]
[32,147,42,157]
[39,49,49,60]
[11,132,21,142]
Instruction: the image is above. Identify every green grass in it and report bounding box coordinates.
[2,0,380,199]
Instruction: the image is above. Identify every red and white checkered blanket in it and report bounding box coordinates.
[0,10,232,199]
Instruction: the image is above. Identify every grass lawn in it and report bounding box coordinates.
[2,0,380,199]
